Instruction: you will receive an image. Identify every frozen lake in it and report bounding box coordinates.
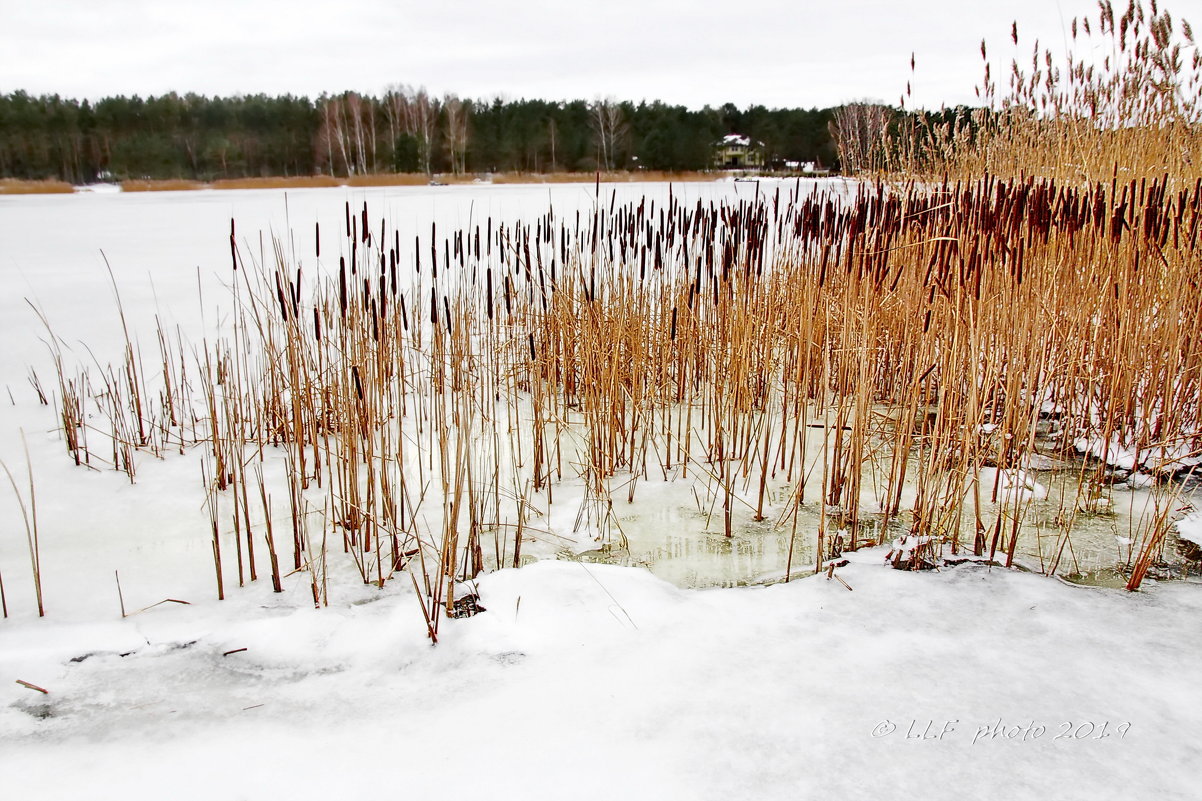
[0,181,781,385]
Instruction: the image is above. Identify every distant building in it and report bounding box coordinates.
[769,157,831,175]
[713,134,765,169]
[783,160,830,176]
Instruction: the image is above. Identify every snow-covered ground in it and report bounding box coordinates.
[3,551,1199,800]
[1,183,1200,799]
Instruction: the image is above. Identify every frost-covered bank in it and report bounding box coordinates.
[2,553,1199,800]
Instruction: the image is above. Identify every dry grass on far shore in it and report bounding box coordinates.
[346,173,434,187]
[211,176,342,190]
[491,170,718,185]
[14,170,728,196]
[0,178,76,195]
[120,179,206,192]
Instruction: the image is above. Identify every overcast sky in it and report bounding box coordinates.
[4,0,1199,109]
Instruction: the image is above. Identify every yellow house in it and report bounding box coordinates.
[713,134,765,169]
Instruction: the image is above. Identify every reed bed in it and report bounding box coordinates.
[0,179,74,195]
[893,0,1202,184]
[36,167,1201,635]
[25,0,1202,633]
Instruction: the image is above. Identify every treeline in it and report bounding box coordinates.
[0,88,842,183]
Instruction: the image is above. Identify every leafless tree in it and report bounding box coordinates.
[377,85,438,174]
[318,96,351,175]
[443,94,469,175]
[830,102,895,174]
[317,93,380,175]
[590,98,627,171]
[346,93,370,175]
[413,88,438,175]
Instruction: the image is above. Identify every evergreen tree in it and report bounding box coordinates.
[0,90,850,181]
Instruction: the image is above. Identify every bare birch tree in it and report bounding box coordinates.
[443,94,469,175]
[830,101,895,174]
[589,98,627,171]
[319,96,352,175]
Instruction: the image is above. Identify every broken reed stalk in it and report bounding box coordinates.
[115,570,126,618]
[0,434,44,617]
[202,457,224,601]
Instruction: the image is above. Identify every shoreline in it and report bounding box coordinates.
[0,170,832,196]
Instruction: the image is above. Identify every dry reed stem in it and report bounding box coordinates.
[15,679,48,694]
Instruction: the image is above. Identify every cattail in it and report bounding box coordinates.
[338,257,347,318]
[274,272,289,322]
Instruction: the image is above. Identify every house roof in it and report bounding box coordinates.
[720,134,752,147]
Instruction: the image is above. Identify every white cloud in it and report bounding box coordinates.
[1,0,1180,108]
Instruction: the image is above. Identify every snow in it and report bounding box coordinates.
[1074,433,1202,474]
[1177,512,1202,546]
[1,184,1200,799]
[2,553,1199,799]
[74,183,122,194]
[978,467,1049,501]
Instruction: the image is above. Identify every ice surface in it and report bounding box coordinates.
[2,554,1199,800]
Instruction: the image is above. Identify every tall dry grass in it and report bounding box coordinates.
[26,2,1202,630]
[38,167,1201,632]
[890,0,1202,184]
